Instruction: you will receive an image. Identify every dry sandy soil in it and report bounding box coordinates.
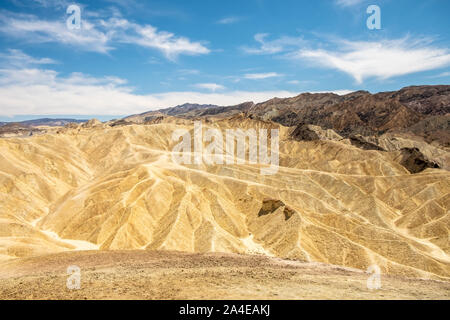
[0,250,448,300]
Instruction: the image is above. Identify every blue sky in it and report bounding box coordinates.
[0,0,449,121]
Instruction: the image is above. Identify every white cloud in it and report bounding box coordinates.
[335,0,364,7]
[0,51,351,117]
[217,16,241,25]
[243,33,305,55]
[31,0,71,9]
[0,49,57,67]
[244,72,283,80]
[118,22,210,59]
[313,90,354,95]
[0,12,112,53]
[428,71,450,78]
[193,83,226,92]
[0,69,352,116]
[286,80,318,86]
[0,63,299,116]
[295,37,450,83]
[178,69,200,75]
[0,11,210,59]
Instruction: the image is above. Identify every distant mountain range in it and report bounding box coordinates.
[0,118,87,127]
[0,118,89,137]
[2,85,449,149]
[118,85,450,173]
[123,85,450,147]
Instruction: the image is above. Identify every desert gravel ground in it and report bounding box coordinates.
[0,250,448,300]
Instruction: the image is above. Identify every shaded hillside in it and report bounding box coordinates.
[124,103,220,123]
[248,86,449,146]
[394,85,450,115]
[0,123,43,137]
[124,102,254,123]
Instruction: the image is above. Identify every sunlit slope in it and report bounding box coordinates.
[0,119,448,280]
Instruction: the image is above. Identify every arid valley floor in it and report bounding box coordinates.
[1,251,449,300]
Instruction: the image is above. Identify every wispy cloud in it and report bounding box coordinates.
[286,80,318,86]
[0,49,57,67]
[0,72,298,116]
[117,20,210,59]
[0,11,112,53]
[0,10,210,59]
[31,0,71,9]
[294,37,450,83]
[193,83,226,92]
[217,16,241,25]
[178,69,200,75]
[313,89,354,95]
[242,33,305,55]
[428,71,450,78]
[244,72,283,80]
[335,0,364,7]
[0,52,299,116]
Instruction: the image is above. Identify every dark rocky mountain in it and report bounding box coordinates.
[247,85,449,146]
[123,102,254,123]
[194,102,254,118]
[247,92,342,127]
[393,85,450,115]
[124,103,220,123]
[405,115,450,147]
[118,85,449,150]
[162,103,219,116]
[127,86,448,147]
